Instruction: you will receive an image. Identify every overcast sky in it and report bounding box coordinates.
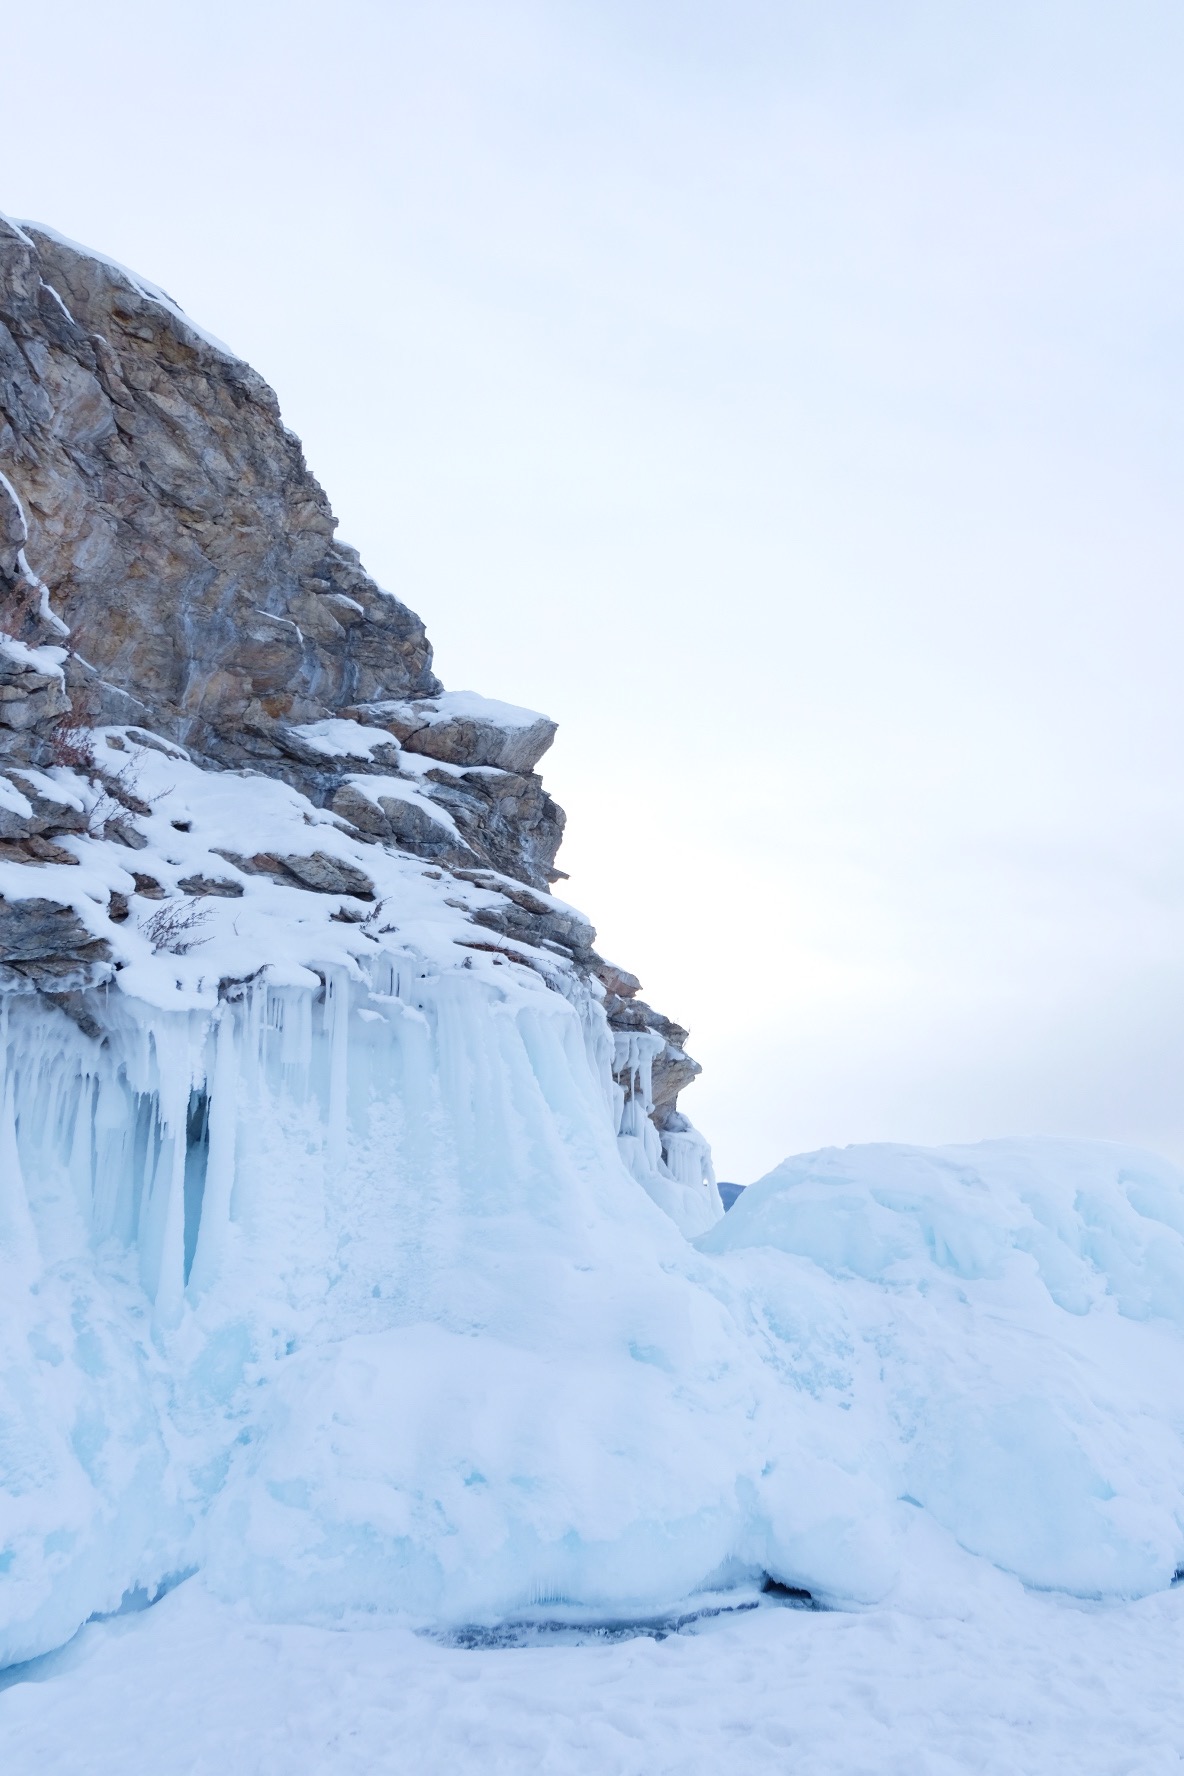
[7,1,1184,1181]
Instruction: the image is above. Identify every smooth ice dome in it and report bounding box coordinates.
[702,1138,1184,1597]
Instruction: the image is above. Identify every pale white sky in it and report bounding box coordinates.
[7,1,1184,1181]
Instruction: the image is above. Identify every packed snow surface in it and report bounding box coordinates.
[5,1554,1184,1775]
[407,690,551,730]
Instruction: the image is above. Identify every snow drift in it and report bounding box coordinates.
[702,1139,1184,1599]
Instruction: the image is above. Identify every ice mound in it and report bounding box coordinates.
[9,1016,1184,1670]
[0,953,886,1668]
[701,1138,1184,1597]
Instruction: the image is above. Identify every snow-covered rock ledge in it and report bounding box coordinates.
[352,690,559,775]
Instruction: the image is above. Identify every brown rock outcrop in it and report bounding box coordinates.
[0,213,705,1153]
[0,218,438,758]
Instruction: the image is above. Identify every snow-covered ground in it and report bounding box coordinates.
[8,1134,1184,1769]
[5,1557,1184,1775]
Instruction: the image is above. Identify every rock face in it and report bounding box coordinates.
[0,214,702,1157]
[0,894,112,991]
[0,217,438,757]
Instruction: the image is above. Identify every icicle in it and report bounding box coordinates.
[187,1005,238,1296]
[0,1002,40,1272]
[325,967,349,1170]
[136,1014,209,1323]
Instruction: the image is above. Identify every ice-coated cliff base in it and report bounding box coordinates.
[8,955,1184,1674]
[2,951,879,1670]
[1,760,1183,1666]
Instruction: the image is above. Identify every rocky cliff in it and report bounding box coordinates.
[0,215,705,1172]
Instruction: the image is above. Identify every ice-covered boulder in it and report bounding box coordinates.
[701,1139,1184,1598]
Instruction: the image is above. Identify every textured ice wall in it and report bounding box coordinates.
[10,955,1184,1671]
[0,966,887,1666]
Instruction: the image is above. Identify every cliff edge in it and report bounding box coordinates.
[0,214,708,1183]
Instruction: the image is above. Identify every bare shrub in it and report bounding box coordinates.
[86,784,127,838]
[363,896,399,937]
[81,746,156,838]
[45,713,96,774]
[140,897,211,955]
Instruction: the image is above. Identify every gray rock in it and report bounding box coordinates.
[0,894,113,989]
[610,993,702,1115]
[0,647,70,760]
[0,836,78,864]
[176,873,244,898]
[358,697,558,775]
[104,816,148,849]
[595,960,641,1001]
[4,769,88,833]
[0,469,27,579]
[216,849,376,900]
[332,783,478,869]
[413,768,566,891]
[276,852,376,899]
[457,870,596,964]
